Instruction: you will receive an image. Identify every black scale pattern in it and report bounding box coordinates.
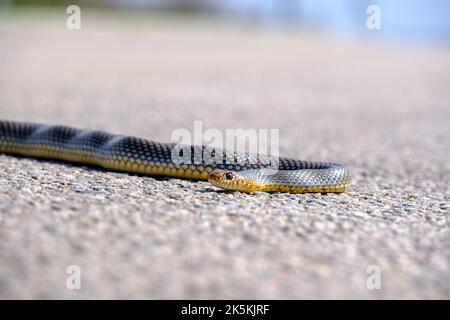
[0,120,336,172]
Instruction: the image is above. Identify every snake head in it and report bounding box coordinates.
[208,169,261,192]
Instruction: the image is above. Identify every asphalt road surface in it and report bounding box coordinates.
[0,11,449,299]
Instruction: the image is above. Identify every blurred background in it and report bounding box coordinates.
[2,0,450,43]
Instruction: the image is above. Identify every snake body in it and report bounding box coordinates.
[0,120,351,193]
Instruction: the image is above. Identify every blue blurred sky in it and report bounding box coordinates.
[2,0,450,44]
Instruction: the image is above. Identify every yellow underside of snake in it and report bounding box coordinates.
[0,121,351,194]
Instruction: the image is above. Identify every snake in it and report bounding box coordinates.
[0,120,351,193]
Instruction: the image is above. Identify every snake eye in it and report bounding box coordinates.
[225,172,234,180]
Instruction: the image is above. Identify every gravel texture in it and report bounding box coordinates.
[0,10,449,299]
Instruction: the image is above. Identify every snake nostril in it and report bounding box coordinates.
[208,170,222,180]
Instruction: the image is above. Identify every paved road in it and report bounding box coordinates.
[0,11,449,299]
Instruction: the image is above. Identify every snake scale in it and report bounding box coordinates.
[0,120,351,193]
